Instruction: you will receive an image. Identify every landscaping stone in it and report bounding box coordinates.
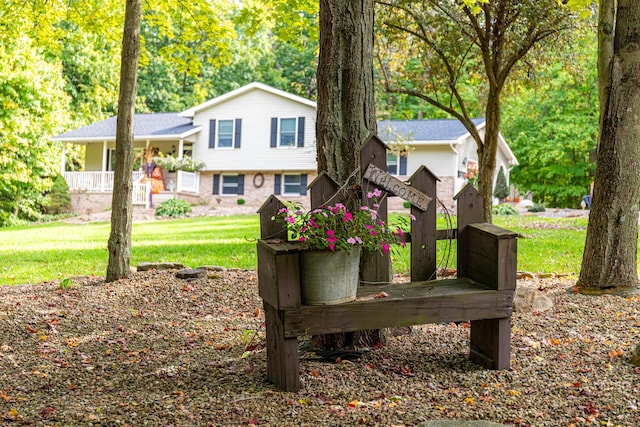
[137,262,185,271]
[198,265,228,272]
[513,288,553,313]
[175,268,206,279]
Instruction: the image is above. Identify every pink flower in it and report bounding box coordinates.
[344,212,353,222]
[347,237,356,245]
[278,207,289,214]
[373,188,382,197]
[360,206,369,211]
[327,229,335,238]
[409,213,416,221]
[381,242,390,255]
[286,216,295,224]
[355,237,363,244]
[298,236,306,242]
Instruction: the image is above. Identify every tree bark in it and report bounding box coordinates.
[316,0,377,183]
[106,0,141,282]
[314,0,384,350]
[577,0,640,290]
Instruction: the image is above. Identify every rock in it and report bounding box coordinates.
[517,271,536,280]
[513,288,553,313]
[631,343,640,367]
[175,268,206,279]
[137,262,185,272]
[198,265,227,272]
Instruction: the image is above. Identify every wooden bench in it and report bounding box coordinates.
[257,137,517,392]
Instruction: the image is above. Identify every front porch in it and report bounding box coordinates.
[63,170,201,212]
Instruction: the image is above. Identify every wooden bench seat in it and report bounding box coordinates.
[257,219,517,392]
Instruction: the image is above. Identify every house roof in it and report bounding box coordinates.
[378,118,486,142]
[53,113,199,142]
[179,82,317,117]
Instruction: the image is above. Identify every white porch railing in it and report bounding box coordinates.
[177,171,200,193]
[132,176,151,208]
[63,171,145,192]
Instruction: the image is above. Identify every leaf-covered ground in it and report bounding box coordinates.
[0,269,638,426]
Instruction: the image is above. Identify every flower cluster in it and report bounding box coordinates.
[276,189,407,255]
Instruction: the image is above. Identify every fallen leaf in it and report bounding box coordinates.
[375,292,389,298]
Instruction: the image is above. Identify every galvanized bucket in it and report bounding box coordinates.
[300,248,361,305]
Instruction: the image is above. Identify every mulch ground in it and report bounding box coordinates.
[1,269,639,426]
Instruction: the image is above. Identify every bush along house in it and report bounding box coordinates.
[53,82,517,213]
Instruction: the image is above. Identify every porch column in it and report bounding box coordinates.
[178,139,184,159]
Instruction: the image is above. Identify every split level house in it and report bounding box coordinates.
[53,82,518,214]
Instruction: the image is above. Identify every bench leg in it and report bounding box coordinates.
[264,302,300,391]
[469,318,511,370]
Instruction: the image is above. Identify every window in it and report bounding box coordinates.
[279,118,296,147]
[271,117,305,148]
[386,152,398,176]
[274,173,307,196]
[213,174,245,195]
[209,119,242,149]
[283,174,302,195]
[218,120,234,148]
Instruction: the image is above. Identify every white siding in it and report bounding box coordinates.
[191,89,317,172]
[408,146,457,178]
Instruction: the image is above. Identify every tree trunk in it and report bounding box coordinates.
[477,88,502,223]
[577,0,640,290]
[314,0,384,350]
[316,0,376,183]
[106,0,141,282]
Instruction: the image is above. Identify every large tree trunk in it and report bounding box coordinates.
[314,0,384,350]
[106,0,141,282]
[316,0,376,182]
[577,0,640,290]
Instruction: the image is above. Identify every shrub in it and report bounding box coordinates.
[237,198,246,205]
[155,199,192,217]
[42,175,71,215]
[494,167,509,201]
[492,203,519,216]
[154,155,205,172]
[403,200,411,209]
[528,202,546,213]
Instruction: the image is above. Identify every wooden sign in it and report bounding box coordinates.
[363,164,432,211]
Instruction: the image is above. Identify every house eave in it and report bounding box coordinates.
[53,128,201,144]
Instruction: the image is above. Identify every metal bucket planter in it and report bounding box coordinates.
[300,248,361,305]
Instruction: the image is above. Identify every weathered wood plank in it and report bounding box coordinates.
[363,164,432,211]
[257,241,301,309]
[283,289,514,337]
[455,185,483,277]
[408,166,438,281]
[470,317,511,370]
[257,195,287,240]
[467,224,517,291]
[264,302,300,391]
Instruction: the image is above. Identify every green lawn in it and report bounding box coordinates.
[0,213,635,285]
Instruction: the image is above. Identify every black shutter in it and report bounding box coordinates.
[274,174,281,195]
[213,174,220,194]
[297,117,305,147]
[234,119,242,148]
[209,120,216,149]
[270,118,278,147]
[400,156,407,175]
[237,175,245,195]
[300,174,308,195]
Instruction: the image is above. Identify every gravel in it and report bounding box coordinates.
[1,269,639,426]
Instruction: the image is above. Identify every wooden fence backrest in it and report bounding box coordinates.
[257,135,486,282]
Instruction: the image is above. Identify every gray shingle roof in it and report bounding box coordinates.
[377,118,485,142]
[54,113,196,140]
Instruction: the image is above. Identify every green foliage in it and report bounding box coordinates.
[42,175,71,215]
[237,198,246,205]
[494,168,509,201]
[502,30,598,208]
[153,156,205,172]
[528,203,546,213]
[155,199,192,217]
[0,36,70,227]
[58,277,76,289]
[492,204,519,216]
